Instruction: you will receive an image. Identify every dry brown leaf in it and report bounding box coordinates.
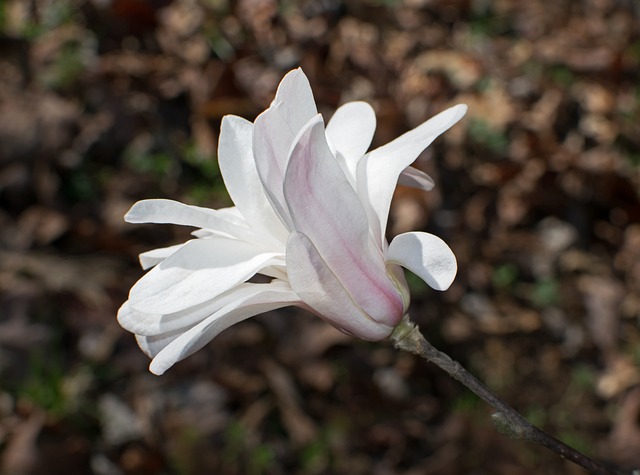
[578,275,622,357]
[597,356,640,399]
[261,359,317,446]
[608,387,640,468]
[1,410,44,475]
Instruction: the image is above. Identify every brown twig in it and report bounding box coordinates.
[390,316,628,475]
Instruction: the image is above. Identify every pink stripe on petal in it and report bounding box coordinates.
[284,117,405,326]
[287,232,396,340]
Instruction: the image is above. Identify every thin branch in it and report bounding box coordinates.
[390,316,629,475]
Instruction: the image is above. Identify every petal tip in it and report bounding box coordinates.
[149,360,167,376]
[123,203,140,223]
[451,103,468,120]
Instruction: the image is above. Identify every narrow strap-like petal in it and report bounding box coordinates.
[386,231,457,291]
[357,104,467,247]
[325,101,377,183]
[125,199,257,241]
[128,237,283,315]
[145,281,301,375]
[397,166,435,191]
[218,115,289,245]
[284,117,405,325]
[287,232,395,340]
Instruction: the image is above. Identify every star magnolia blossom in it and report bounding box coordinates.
[118,68,467,375]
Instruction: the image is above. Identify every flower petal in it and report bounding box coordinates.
[136,329,183,360]
[139,244,184,270]
[386,232,457,291]
[273,68,318,133]
[145,281,301,375]
[218,115,288,244]
[129,237,283,315]
[119,279,293,337]
[284,116,405,325]
[250,70,318,230]
[119,298,218,337]
[397,166,435,191]
[325,101,376,181]
[252,103,298,229]
[287,231,395,340]
[357,104,467,246]
[125,199,256,241]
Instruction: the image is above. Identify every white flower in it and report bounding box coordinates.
[118,68,467,375]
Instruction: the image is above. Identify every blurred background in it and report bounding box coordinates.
[1,0,640,473]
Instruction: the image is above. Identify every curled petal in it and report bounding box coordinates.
[143,281,301,375]
[129,237,283,315]
[357,104,467,247]
[386,232,457,291]
[284,116,405,325]
[287,232,395,340]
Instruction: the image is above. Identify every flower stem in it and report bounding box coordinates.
[390,316,627,475]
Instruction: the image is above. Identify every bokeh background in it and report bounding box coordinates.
[1,0,640,473]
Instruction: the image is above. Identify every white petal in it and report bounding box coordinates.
[139,244,184,270]
[325,101,376,182]
[120,279,292,337]
[250,70,318,230]
[284,116,405,324]
[125,199,256,241]
[357,104,467,246]
[397,166,435,191]
[386,232,457,291]
[252,103,297,229]
[287,232,395,341]
[136,330,183,359]
[129,237,282,315]
[191,229,215,238]
[273,68,318,134]
[218,115,288,244]
[119,298,218,337]
[146,281,301,375]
